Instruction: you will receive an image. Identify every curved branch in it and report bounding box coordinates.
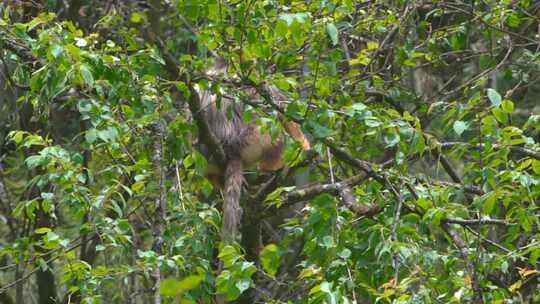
[0,32,40,65]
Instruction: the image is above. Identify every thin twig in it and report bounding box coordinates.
[464,226,512,254]
[175,161,185,210]
[389,180,404,285]
[327,147,335,184]
[443,217,513,226]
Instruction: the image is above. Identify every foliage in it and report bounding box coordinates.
[0,1,539,303]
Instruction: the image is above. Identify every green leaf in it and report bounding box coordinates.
[529,249,540,265]
[520,214,533,232]
[130,12,144,23]
[50,44,63,58]
[35,227,51,234]
[85,129,98,144]
[235,279,251,294]
[260,244,280,278]
[280,12,310,25]
[218,245,241,268]
[160,275,204,297]
[46,231,59,241]
[216,271,240,301]
[322,235,335,248]
[383,132,400,147]
[449,32,466,50]
[326,23,339,45]
[307,121,333,139]
[97,127,118,142]
[482,192,497,215]
[481,115,498,135]
[501,99,514,113]
[506,12,521,28]
[532,160,540,175]
[290,20,306,46]
[453,120,468,136]
[176,81,190,97]
[275,19,288,38]
[487,88,502,107]
[415,197,433,211]
[25,155,46,169]
[492,107,508,124]
[8,131,26,145]
[338,248,351,259]
[131,181,145,193]
[79,64,94,87]
[364,117,381,127]
[74,38,87,48]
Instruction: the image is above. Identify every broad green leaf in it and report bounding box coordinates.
[130,12,144,23]
[532,160,540,175]
[235,279,251,294]
[159,275,204,297]
[97,127,118,142]
[487,88,502,107]
[415,197,433,211]
[492,107,508,124]
[326,23,338,45]
[506,12,520,28]
[502,99,514,113]
[338,248,351,259]
[482,192,497,215]
[85,129,97,144]
[453,120,468,136]
[260,244,280,278]
[322,235,335,248]
[75,38,88,47]
[307,121,333,139]
[529,249,540,265]
[8,131,26,145]
[275,19,288,38]
[79,64,94,87]
[50,44,63,58]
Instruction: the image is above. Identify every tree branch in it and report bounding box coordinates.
[440,142,540,161]
[150,122,166,304]
[0,32,38,64]
[443,217,513,226]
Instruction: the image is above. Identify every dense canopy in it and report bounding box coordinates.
[1,1,540,303]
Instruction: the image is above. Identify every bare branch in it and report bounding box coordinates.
[443,217,513,226]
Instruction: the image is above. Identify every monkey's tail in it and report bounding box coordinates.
[221,158,243,242]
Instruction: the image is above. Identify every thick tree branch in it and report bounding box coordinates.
[339,186,382,217]
[280,173,368,205]
[150,122,166,304]
[262,172,382,218]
